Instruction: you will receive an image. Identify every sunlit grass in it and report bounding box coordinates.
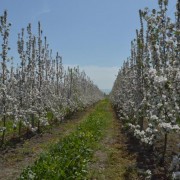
[19,99,112,179]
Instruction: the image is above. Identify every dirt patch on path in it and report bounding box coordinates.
[88,104,138,180]
[0,106,95,180]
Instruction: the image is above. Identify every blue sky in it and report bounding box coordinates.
[0,0,177,90]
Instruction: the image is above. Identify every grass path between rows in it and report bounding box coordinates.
[19,100,111,179]
[19,99,137,180]
[87,100,138,180]
[0,105,95,180]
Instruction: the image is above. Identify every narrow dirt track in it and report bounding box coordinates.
[88,101,138,180]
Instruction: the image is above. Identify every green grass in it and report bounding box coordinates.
[19,99,111,180]
[0,119,14,132]
[177,117,180,125]
[0,111,54,144]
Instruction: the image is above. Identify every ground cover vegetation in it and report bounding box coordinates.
[19,100,111,179]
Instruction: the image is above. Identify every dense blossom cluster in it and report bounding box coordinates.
[0,11,104,144]
[110,0,180,177]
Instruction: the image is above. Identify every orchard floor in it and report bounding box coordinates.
[87,101,138,180]
[0,106,95,180]
[0,100,138,180]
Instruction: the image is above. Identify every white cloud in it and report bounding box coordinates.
[32,0,51,21]
[64,65,119,90]
[38,8,51,16]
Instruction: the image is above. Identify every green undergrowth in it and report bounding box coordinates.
[19,99,111,180]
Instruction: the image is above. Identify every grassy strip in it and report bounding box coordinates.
[87,103,138,180]
[19,99,111,180]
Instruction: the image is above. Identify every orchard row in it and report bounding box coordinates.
[111,0,180,179]
[0,11,104,145]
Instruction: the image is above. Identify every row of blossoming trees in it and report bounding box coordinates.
[110,0,180,178]
[0,11,104,145]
